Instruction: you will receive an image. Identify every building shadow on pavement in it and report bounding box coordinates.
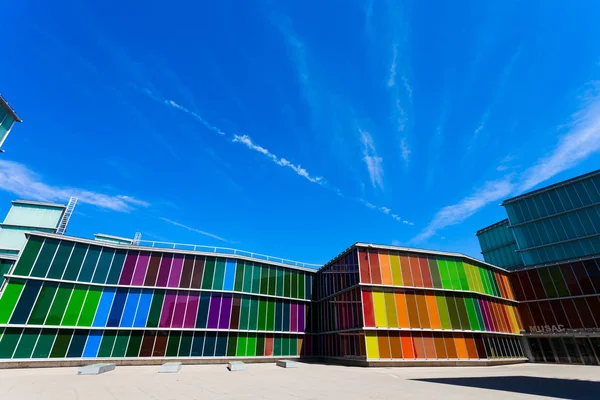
[412,376,600,400]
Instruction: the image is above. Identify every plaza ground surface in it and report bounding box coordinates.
[0,362,599,400]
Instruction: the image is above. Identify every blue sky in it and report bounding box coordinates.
[1,0,600,266]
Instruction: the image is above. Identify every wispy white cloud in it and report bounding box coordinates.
[232,134,326,185]
[400,137,411,167]
[359,199,413,225]
[414,88,600,242]
[387,44,398,87]
[0,160,149,212]
[360,129,384,189]
[161,218,228,242]
[496,154,517,172]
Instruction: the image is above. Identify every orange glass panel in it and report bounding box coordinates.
[422,333,436,359]
[265,335,274,356]
[389,331,402,359]
[377,333,392,359]
[409,255,424,287]
[358,248,371,284]
[425,294,441,329]
[413,334,426,359]
[400,255,413,286]
[379,251,393,285]
[444,334,458,358]
[494,272,508,298]
[400,333,415,358]
[415,294,431,328]
[454,334,469,359]
[394,293,410,328]
[405,292,421,328]
[297,337,303,356]
[434,334,447,359]
[419,256,434,288]
[503,274,515,300]
[369,249,382,284]
[464,334,478,359]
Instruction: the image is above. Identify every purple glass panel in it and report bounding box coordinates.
[159,291,177,328]
[477,298,491,331]
[171,291,188,328]
[298,304,305,332]
[290,303,298,332]
[156,254,173,287]
[207,294,221,329]
[482,300,496,331]
[167,255,184,288]
[119,251,139,285]
[131,252,151,286]
[218,295,233,329]
[184,293,199,328]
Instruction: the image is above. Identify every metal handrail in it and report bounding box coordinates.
[135,239,321,269]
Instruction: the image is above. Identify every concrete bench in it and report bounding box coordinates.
[77,363,115,375]
[276,360,299,368]
[159,362,182,373]
[227,361,247,371]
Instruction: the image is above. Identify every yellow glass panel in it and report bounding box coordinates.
[365,331,379,359]
[390,253,403,286]
[384,292,398,328]
[506,305,520,333]
[373,291,388,328]
[379,252,393,285]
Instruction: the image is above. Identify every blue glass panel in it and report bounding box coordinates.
[106,288,128,327]
[224,259,236,291]
[133,290,153,327]
[92,288,116,327]
[120,289,141,327]
[82,330,102,357]
[10,280,43,324]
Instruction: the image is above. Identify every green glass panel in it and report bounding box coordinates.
[487,269,501,297]
[274,336,282,356]
[12,237,44,276]
[428,258,443,288]
[243,262,253,293]
[251,264,261,294]
[236,334,247,356]
[455,261,470,291]
[62,244,88,281]
[179,332,193,357]
[275,269,284,297]
[266,299,275,331]
[0,328,21,358]
[78,287,102,326]
[106,250,127,284]
[447,260,461,290]
[234,261,245,292]
[50,329,73,358]
[47,242,74,279]
[32,329,57,358]
[478,267,492,295]
[437,259,452,289]
[298,272,305,299]
[14,328,41,359]
[239,297,251,330]
[166,332,181,357]
[215,332,228,356]
[212,259,226,290]
[30,239,59,278]
[246,334,257,356]
[538,268,558,298]
[196,293,210,328]
[445,296,461,329]
[260,265,269,295]
[284,270,292,297]
[0,280,25,324]
[45,283,74,325]
[227,333,238,357]
[126,331,143,357]
[249,298,259,330]
[31,283,59,324]
[111,330,130,358]
[201,258,216,290]
[468,264,484,294]
[435,295,451,329]
[92,249,116,284]
[291,272,298,299]
[98,331,117,357]
[268,267,276,296]
[66,330,88,358]
[463,264,477,293]
[78,246,101,282]
[454,296,470,330]
[62,286,87,326]
[256,335,265,356]
[258,299,267,331]
[548,266,569,297]
[464,297,481,331]
[147,290,164,328]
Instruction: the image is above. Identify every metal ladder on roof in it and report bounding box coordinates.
[57,197,78,234]
[133,232,142,245]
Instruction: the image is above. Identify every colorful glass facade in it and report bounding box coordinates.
[0,233,314,360]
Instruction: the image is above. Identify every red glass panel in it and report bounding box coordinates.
[369,250,382,284]
[357,248,371,284]
[538,301,557,327]
[419,256,434,288]
[527,270,547,299]
[400,333,415,358]
[517,271,536,301]
[409,255,424,287]
[361,290,375,327]
[559,263,583,296]
[561,299,583,329]
[571,262,595,295]
[573,297,597,328]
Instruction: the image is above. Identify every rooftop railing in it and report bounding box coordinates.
[134,239,321,269]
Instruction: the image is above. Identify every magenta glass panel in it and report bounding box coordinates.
[291,303,298,332]
[171,291,188,328]
[167,255,184,288]
[184,292,199,328]
[119,251,139,285]
[159,291,177,328]
[478,299,492,331]
[131,252,151,286]
[207,294,221,329]
[156,254,173,287]
[298,304,305,332]
[218,295,232,329]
